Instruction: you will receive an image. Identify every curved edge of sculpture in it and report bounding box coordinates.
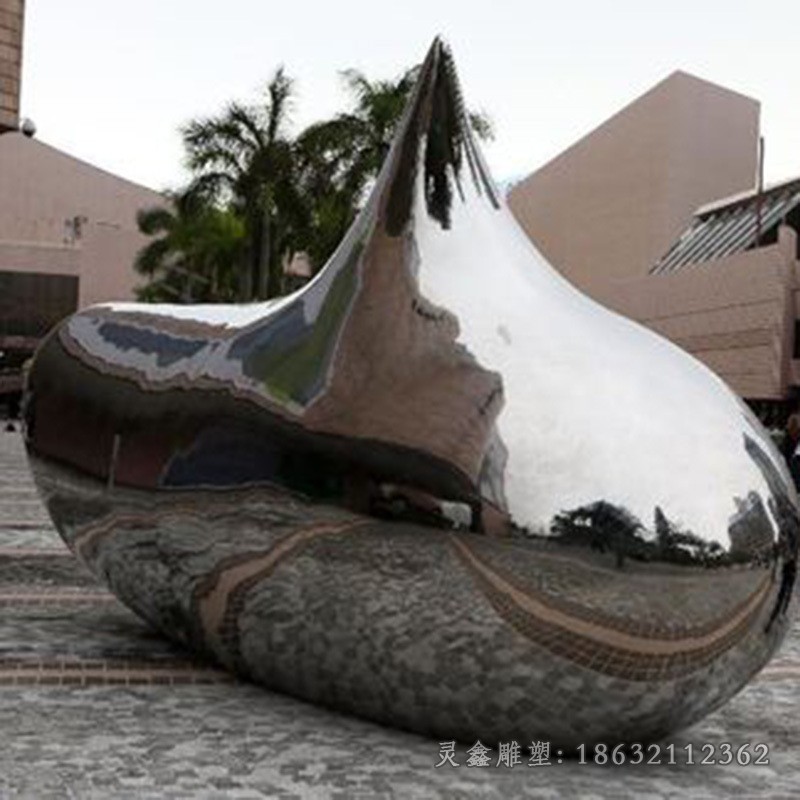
[22,38,799,748]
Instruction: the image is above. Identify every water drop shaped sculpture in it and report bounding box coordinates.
[24,40,798,748]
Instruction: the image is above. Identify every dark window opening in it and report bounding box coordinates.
[783,204,800,259]
[794,320,800,360]
[0,271,79,338]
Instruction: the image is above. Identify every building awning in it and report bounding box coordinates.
[651,177,800,274]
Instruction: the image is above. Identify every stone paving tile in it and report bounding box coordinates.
[0,597,198,664]
[0,553,95,588]
[1,430,800,798]
[0,675,798,799]
[0,662,231,686]
[0,528,67,549]
[0,505,54,525]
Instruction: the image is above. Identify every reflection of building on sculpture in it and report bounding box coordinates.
[509,72,800,422]
[729,492,774,558]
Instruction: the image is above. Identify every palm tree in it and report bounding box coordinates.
[181,68,307,300]
[295,67,421,220]
[332,67,423,186]
[136,63,497,302]
[134,192,244,303]
[293,117,367,270]
[295,66,494,269]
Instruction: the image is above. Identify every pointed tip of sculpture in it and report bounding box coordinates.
[425,35,448,59]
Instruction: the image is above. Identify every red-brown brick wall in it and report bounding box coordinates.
[0,0,23,133]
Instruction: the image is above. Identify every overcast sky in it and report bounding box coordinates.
[19,0,800,193]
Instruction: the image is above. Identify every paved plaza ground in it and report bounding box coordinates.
[1,429,799,799]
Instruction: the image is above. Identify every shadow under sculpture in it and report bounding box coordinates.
[23,40,799,748]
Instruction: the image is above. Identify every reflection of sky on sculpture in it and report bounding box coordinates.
[65,315,216,384]
[87,202,378,412]
[413,143,788,546]
[97,322,206,367]
[101,296,293,328]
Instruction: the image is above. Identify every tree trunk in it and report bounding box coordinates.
[265,223,285,300]
[242,213,261,301]
[259,209,272,299]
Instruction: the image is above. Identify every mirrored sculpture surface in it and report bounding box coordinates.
[24,40,798,747]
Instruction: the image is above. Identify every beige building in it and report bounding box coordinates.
[0,0,23,134]
[0,131,163,398]
[0,132,163,397]
[508,71,759,297]
[0,132,163,306]
[508,71,800,418]
[595,182,800,410]
[0,0,165,403]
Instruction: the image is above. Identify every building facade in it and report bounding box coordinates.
[592,183,800,415]
[0,132,164,400]
[508,71,760,297]
[0,0,23,134]
[509,71,800,419]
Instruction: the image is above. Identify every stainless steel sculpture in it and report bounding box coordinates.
[24,40,798,748]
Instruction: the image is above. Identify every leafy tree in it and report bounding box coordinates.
[134,192,244,303]
[296,66,494,268]
[136,62,496,302]
[181,68,307,300]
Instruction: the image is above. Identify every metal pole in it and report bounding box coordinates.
[755,136,765,247]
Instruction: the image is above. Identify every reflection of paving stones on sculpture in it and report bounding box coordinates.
[2,430,800,797]
[468,534,767,632]
[449,535,773,684]
[26,448,792,749]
